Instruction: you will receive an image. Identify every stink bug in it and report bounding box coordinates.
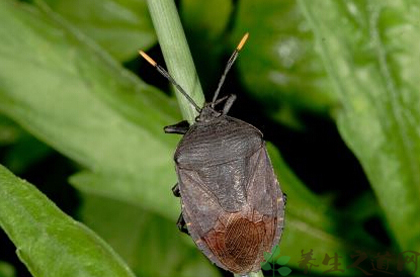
[140,33,285,275]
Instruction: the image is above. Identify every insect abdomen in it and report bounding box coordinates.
[202,211,275,274]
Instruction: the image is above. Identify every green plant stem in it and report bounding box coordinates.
[146,0,204,124]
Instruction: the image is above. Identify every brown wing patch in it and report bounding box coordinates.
[202,211,276,274]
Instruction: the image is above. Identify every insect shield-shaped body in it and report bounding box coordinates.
[140,33,285,275]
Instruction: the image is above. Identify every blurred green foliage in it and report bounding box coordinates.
[0,0,419,276]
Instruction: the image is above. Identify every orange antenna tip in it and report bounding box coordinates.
[237,32,249,51]
[139,50,157,66]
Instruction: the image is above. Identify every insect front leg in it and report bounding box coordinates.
[176,213,189,235]
[164,120,190,134]
[171,183,180,197]
[222,94,237,115]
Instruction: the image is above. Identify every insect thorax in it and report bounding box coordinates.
[175,116,263,168]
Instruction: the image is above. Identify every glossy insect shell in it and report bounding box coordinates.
[174,104,285,274]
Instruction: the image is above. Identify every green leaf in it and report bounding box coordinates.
[267,143,383,274]
[42,0,156,61]
[0,164,136,277]
[3,134,52,174]
[263,251,273,263]
[70,170,181,220]
[344,191,384,222]
[271,244,281,258]
[180,0,231,40]
[262,244,280,264]
[232,0,338,124]
[276,256,291,266]
[0,0,181,220]
[278,266,292,276]
[0,261,15,277]
[298,0,420,258]
[0,116,22,146]
[0,116,53,174]
[260,262,272,271]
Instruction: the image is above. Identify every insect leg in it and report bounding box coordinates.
[176,213,190,235]
[222,94,237,115]
[171,183,180,197]
[172,186,189,234]
[164,120,190,134]
[283,193,288,207]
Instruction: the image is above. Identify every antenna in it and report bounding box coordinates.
[211,33,249,105]
[139,51,201,113]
